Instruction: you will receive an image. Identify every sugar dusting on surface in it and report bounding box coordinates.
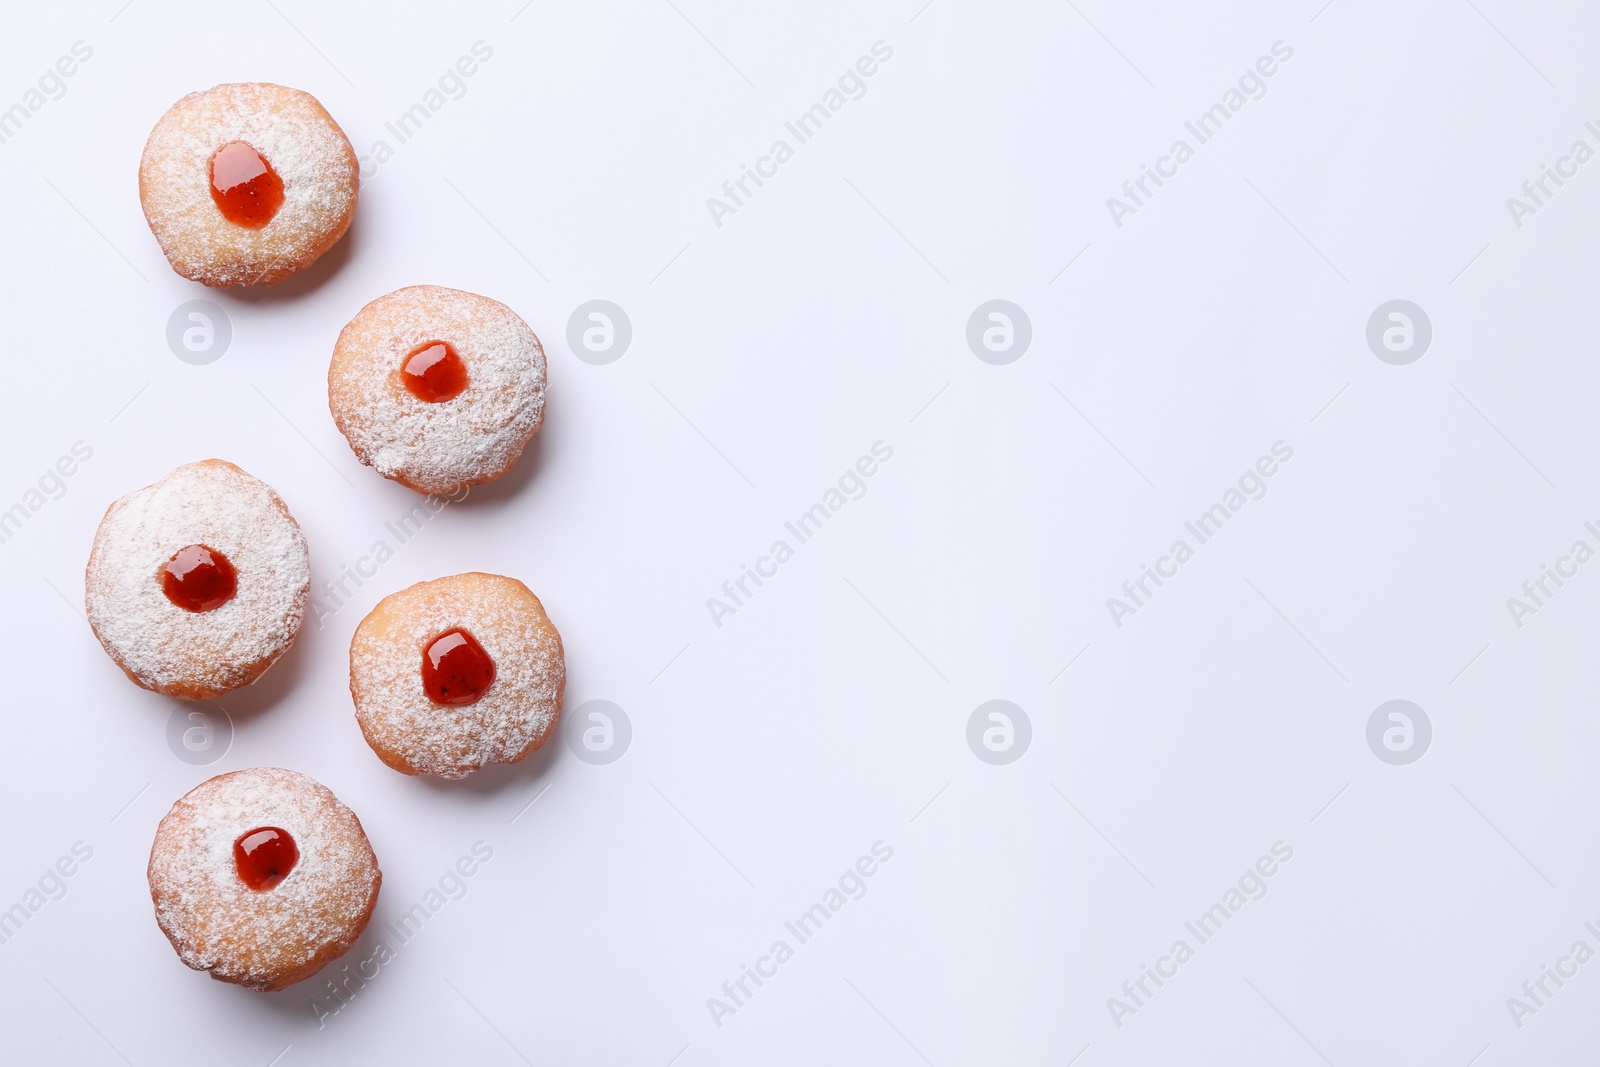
[329,286,547,495]
[148,767,381,991]
[351,573,564,778]
[139,83,357,286]
[85,461,310,696]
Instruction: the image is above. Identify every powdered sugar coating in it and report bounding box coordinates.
[148,768,381,991]
[85,460,310,700]
[350,573,565,778]
[328,286,547,495]
[139,83,358,286]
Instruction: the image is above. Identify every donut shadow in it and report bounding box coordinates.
[227,975,326,1022]
[215,213,361,306]
[411,731,561,799]
[213,940,397,1026]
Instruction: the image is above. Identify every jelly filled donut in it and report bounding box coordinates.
[350,573,565,778]
[328,285,548,495]
[139,83,358,286]
[85,460,310,700]
[148,767,381,991]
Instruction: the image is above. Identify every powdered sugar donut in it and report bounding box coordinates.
[85,460,310,700]
[328,286,547,495]
[350,573,564,778]
[139,83,358,287]
[148,767,381,991]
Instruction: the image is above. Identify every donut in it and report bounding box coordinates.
[350,573,565,778]
[85,460,310,700]
[148,767,381,991]
[139,82,358,287]
[328,285,548,495]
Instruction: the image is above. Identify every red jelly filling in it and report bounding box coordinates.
[421,627,496,705]
[234,827,298,891]
[161,544,237,612]
[209,141,284,228]
[401,341,468,403]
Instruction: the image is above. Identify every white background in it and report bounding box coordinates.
[1,0,1597,1063]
